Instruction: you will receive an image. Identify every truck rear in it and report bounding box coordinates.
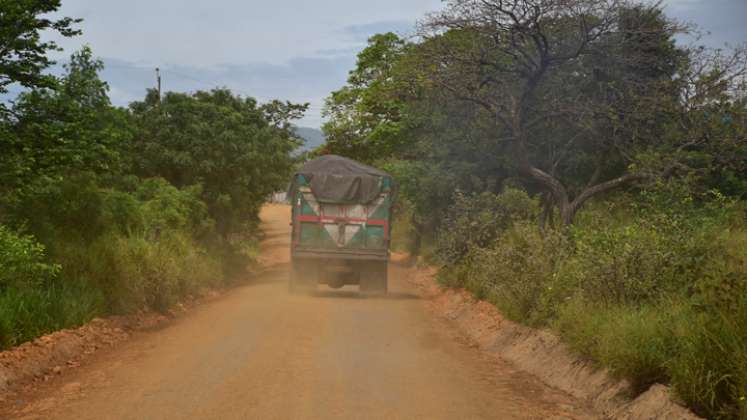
[287,155,396,294]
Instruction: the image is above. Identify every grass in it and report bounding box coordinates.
[553,299,676,394]
[552,296,747,418]
[0,230,232,351]
[0,282,103,349]
[420,191,747,419]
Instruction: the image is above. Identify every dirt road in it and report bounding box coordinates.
[3,205,593,420]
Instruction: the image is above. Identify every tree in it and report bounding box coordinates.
[0,46,130,200]
[416,0,711,225]
[129,89,305,237]
[322,33,414,162]
[323,31,524,245]
[668,46,747,199]
[0,0,81,115]
[0,46,132,230]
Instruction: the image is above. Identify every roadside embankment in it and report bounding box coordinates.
[398,253,701,420]
[0,292,222,402]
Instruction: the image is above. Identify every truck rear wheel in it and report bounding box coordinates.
[289,259,317,294]
[360,261,388,295]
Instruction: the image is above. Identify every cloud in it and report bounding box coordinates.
[36,0,444,127]
[342,20,415,42]
[46,0,441,67]
[96,53,356,127]
[664,0,747,47]
[315,47,364,57]
[2,52,353,128]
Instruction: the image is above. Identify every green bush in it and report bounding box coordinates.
[135,178,212,235]
[562,220,707,305]
[554,197,747,418]
[0,225,103,349]
[436,188,538,265]
[56,231,223,315]
[10,174,211,243]
[0,173,227,348]
[559,184,739,307]
[380,159,489,254]
[442,222,568,324]
[9,173,112,245]
[667,230,747,419]
[0,226,59,289]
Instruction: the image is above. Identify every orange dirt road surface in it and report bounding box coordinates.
[2,204,594,420]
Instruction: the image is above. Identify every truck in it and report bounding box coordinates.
[287,155,396,294]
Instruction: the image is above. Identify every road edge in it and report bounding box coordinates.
[0,289,232,403]
[397,253,702,420]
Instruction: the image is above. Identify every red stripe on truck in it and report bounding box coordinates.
[295,215,389,240]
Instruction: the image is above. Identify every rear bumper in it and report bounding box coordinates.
[292,248,389,261]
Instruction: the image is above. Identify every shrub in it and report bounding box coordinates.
[0,225,104,350]
[436,188,538,265]
[389,197,419,253]
[0,225,59,289]
[8,173,110,245]
[381,159,478,254]
[561,184,738,306]
[450,222,568,324]
[5,174,226,316]
[7,174,212,245]
[667,230,747,419]
[692,229,747,312]
[135,178,212,236]
[57,232,223,314]
[666,302,747,419]
[562,220,706,305]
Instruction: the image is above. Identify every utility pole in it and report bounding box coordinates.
[155,67,162,104]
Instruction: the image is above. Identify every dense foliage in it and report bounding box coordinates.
[325,1,747,417]
[0,0,80,115]
[435,186,747,417]
[129,90,303,239]
[0,3,303,350]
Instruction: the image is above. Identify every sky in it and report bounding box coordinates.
[18,0,747,128]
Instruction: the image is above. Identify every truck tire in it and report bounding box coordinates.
[289,259,316,294]
[360,261,388,295]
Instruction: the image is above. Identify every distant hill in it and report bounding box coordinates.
[294,127,326,152]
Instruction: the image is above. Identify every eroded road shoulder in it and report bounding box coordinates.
[1,204,594,420]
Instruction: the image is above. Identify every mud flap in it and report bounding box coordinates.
[359,261,388,295]
[289,258,317,294]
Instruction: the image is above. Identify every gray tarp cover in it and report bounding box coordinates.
[288,155,395,204]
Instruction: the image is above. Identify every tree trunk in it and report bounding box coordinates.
[411,219,424,255]
[559,203,577,227]
[513,111,652,227]
[527,165,650,227]
[539,192,555,234]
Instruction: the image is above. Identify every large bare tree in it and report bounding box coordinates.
[417,0,745,225]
